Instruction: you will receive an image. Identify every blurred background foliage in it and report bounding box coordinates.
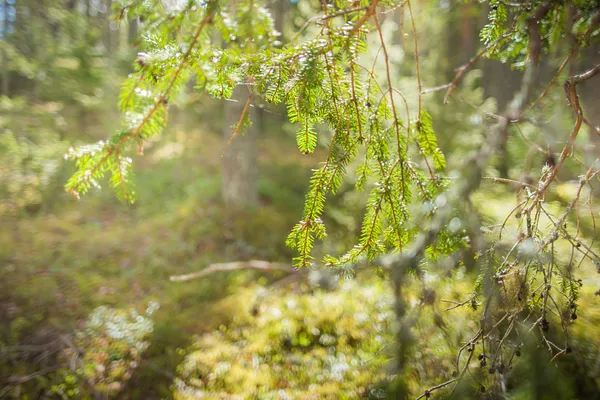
[1,0,599,399]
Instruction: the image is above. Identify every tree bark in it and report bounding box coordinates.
[221,86,258,208]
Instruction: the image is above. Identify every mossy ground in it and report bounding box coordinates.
[2,118,599,398]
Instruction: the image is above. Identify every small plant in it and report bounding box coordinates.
[56,302,159,397]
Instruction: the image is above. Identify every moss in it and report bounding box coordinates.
[174,278,394,399]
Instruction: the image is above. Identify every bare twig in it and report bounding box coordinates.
[170,260,294,282]
[484,176,536,188]
[416,378,459,399]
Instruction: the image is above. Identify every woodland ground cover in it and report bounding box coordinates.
[2,0,600,399]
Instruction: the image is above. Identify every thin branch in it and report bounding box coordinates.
[484,176,536,188]
[170,260,294,282]
[322,5,369,20]
[416,379,458,399]
[223,91,253,154]
[421,83,452,95]
[531,64,599,198]
[347,0,380,37]
[525,48,576,113]
[569,63,600,85]
[443,33,504,104]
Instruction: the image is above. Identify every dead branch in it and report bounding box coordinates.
[170,260,294,282]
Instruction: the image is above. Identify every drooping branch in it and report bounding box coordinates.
[66,6,216,199]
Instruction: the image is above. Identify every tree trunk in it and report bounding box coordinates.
[479,5,522,179]
[444,0,479,83]
[273,0,287,40]
[104,0,113,54]
[1,47,7,97]
[128,17,138,44]
[221,86,258,208]
[1,0,7,95]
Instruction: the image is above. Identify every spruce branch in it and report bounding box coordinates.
[66,5,216,202]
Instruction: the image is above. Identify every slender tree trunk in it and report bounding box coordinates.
[479,5,522,179]
[1,47,7,97]
[273,0,287,40]
[1,0,7,95]
[128,17,138,44]
[221,86,258,208]
[104,0,113,54]
[444,0,478,82]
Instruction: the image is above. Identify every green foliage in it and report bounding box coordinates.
[480,0,600,67]
[416,110,445,171]
[67,0,450,269]
[480,0,507,46]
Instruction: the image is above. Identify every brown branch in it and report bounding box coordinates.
[170,260,294,282]
[569,63,600,85]
[443,8,539,104]
[322,5,369,21]
[421,83,452,95]
[416,378,459,400]
[347,0,380,37]
[223,91,253,153]
[441,297,474,311]
[532,64,599,197]
[527,12,600,114]
[484,176,536,188]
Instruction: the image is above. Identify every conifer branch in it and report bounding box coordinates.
[66,7,216,200]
